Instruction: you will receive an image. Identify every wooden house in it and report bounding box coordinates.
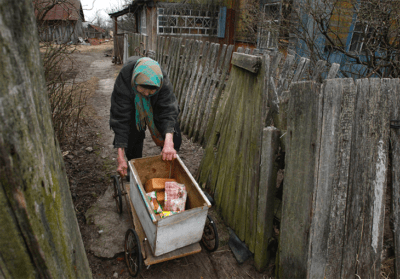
[84,24,106,39]
[108,0,275,63]
[34,0,85,44]
[287,0,400,78]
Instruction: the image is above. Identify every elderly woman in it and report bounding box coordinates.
[110,56,181,179]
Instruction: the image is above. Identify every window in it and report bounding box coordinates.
[157,7,218,36]
[258,3,281,49]
[349,21,374,52]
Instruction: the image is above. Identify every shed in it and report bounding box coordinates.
[34,0,85,44]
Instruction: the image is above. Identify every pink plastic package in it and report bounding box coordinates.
[164,181,187,212]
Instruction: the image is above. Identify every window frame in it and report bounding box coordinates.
[157,7,218,36]
[258,2,281,50]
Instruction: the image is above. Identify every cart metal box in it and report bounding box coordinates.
[128,155,211,256]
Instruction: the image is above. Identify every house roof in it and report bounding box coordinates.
[34,0,84,21]
[89,24,105,33]
[108,0,153,18]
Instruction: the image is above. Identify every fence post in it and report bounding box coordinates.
[340,78,389,278]
[254,126,280,271]
[123,32,128,64]
[279,81,322,278]
[308,78,356,278]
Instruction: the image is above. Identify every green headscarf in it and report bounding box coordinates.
[132,58,164,147]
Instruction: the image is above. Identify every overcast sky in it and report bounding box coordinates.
[81,0,125,23]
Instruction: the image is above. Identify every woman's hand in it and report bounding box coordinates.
[117,148,128,177]
[161,133,177,161]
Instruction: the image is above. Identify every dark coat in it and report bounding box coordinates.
[110,56,179,148]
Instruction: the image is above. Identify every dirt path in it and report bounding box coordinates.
[65,42,273,279]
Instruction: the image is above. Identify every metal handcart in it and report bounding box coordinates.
[111,155,219,277]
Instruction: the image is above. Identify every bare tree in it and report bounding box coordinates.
[107,0,137,32]
[278,0,400,78]
[33,0,91,145]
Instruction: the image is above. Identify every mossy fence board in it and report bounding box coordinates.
[279,81,322,279]
[389,78,400,279]
[125,34,400,276]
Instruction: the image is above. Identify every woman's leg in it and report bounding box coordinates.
[125,127,146,161]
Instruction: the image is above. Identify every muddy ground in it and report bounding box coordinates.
[61,41,275,279]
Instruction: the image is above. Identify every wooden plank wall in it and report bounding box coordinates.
[152,37,234,145]
[127,33,147,58]
[197,53,267,254]
[279,78,396,278]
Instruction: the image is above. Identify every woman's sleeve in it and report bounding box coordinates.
[109,72,134,148]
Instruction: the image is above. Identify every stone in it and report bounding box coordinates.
[85,187,131,258]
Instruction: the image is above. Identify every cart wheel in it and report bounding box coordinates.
[125,228,142,277]
[202,215,219,252]
[112,175,123,214]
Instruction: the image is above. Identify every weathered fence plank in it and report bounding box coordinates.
[277,54,295,95]
[165,37,176,75]
[140,34,145,56]
[202,44,234,145]
[232,71,254,240]
[187,43,220,138]
[193,44,227,142]
[246,62,267,253]
[183,42,212,134]
[144,35,149,56]
[389,78,400,279]
[323,79,357,278]
[279,81,322,278]
[308,78,356,278]
[344,79,389,279]
[179,40,201,116]
[198,55,266,250]
[190,43,221,139]
[199,64,236,194]
[292,57,310,83]
[270,52,283,79]
[231,52,262,73]
[311,60,327,81]
[254,126,280,271]
[180,41,205,126]
[159,37,165,65]
[327,63,340,79]
[217,70,247,228]
[156,36,161,62]
[169,38,183,90]
[176,39,194,105]
[162,37,170,66]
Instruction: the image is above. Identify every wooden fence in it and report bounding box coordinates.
[125,33,399,277]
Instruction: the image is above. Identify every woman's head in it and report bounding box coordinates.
[136,84,158,97]
[132,58,163,97]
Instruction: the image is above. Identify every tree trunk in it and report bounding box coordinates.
[0,0,92,278]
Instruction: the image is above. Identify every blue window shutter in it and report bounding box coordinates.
[218,7,227,38]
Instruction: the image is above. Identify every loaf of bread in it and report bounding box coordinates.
[144,178,177,192]
[157,191,165,202]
